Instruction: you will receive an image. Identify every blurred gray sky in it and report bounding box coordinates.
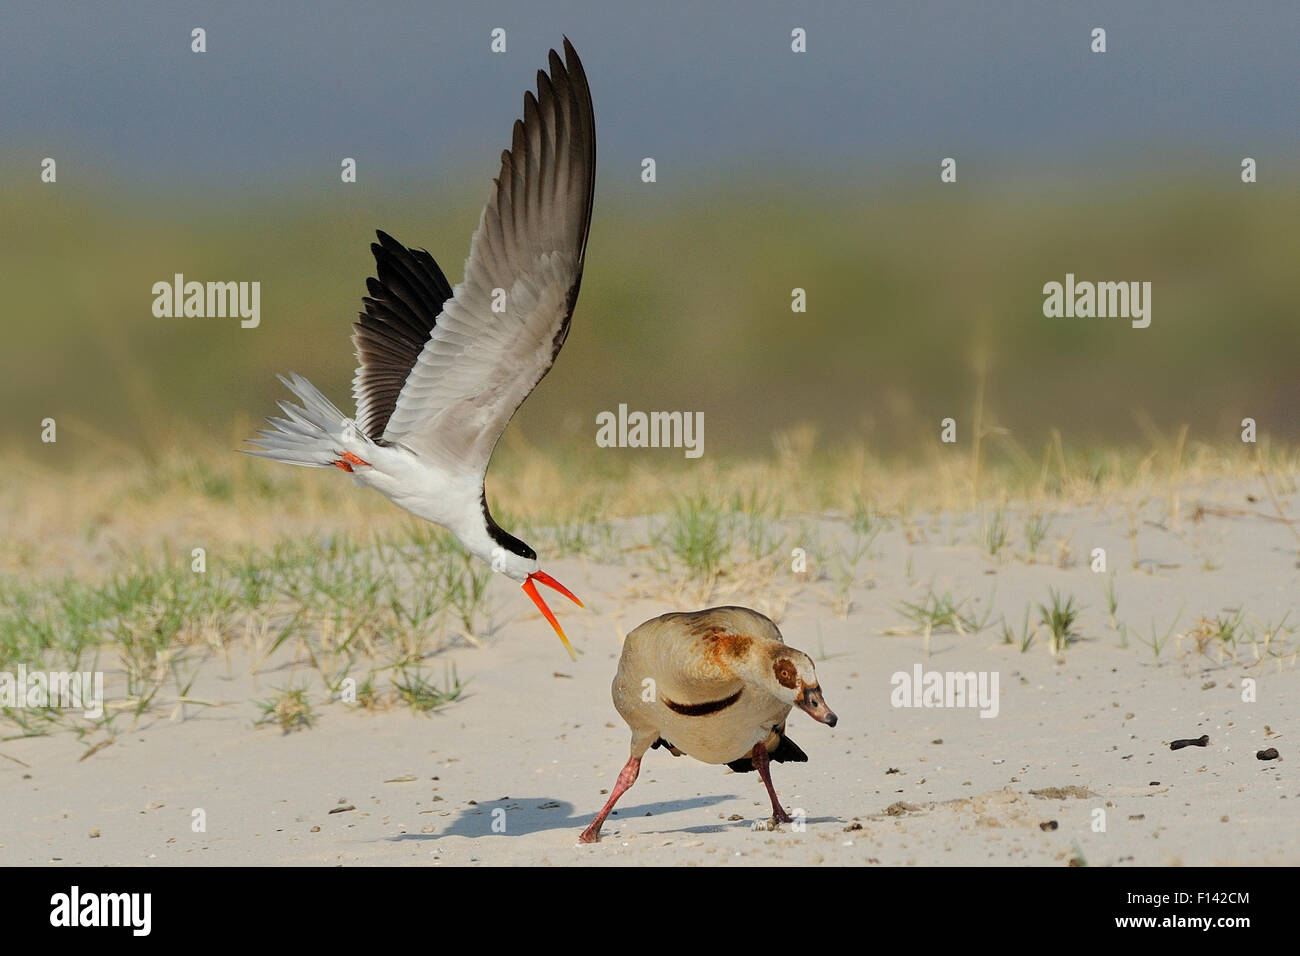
[2,0,1296,194]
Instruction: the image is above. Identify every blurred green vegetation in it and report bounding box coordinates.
[4,171,1297,466]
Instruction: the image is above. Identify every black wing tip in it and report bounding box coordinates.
[772,735,809,764]
[726,734,809,773]
[353,229,453,443]
[544,37,589,101]
[369,232,441,288]
[372,229,406,260]
[560,37,591,94]
[561,35,580,65]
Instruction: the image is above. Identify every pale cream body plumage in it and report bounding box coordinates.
[614,607,798,764]
[581,606,837,843]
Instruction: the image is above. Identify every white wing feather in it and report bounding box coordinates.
[382,40,595,477]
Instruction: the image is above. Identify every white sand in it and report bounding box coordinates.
[3,488,1296,865]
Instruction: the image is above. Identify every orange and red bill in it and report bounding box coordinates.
[522,570,584,660]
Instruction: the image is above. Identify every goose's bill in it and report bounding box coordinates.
[797,685,838,727]
[522,571,584,660]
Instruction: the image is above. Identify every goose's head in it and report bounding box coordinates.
[768,649,837,727]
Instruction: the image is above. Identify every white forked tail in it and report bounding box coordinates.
[244,372,354,468]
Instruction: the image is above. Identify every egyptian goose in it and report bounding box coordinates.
[580,606,837,843]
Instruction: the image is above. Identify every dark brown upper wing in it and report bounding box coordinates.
[350,230,455,441]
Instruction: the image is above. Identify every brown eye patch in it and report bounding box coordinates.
[773,658,798,689]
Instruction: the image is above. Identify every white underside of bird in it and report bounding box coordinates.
[266,380,502,556]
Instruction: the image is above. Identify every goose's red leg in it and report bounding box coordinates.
[579,755,640,844]
[752,742,792,823]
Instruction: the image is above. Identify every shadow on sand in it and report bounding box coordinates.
[385,794,840,841]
